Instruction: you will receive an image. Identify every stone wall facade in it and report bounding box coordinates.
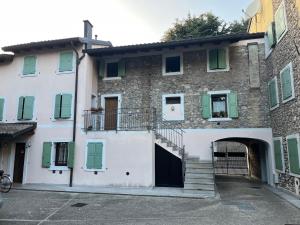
[98,42,270,130]
[267,0,300,193]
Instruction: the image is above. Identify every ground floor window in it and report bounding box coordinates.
[211,94,228,118]
[54,142,68,166]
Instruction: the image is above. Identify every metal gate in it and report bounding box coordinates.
[213,142,248,175]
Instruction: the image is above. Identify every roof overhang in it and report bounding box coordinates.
[0,123,37,141]
[85,33,265,57]
[0,54,14,64]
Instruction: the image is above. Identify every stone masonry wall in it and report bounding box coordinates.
[267,0,300,193]
[98,43,270,129]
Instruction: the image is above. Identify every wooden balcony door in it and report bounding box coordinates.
[104,97,118,130]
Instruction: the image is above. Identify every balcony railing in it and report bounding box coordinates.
[83,108,155,131]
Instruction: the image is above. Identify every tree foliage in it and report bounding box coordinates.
[162,13,248,41]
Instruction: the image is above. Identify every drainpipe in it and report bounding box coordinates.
[69,41,85,187]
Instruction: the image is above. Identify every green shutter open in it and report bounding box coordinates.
[118,60,126,77]
[23,56,36,75]
[59,51,73,72]
[267,22,276,47]
[67,142,75,168]
[275,4,287,41]
[17,97,25,120]
[218,49,227,69]
[202,94,211,119]
[23,96,34,120]
[87,143,95,169]
[281,66,293,100]
[209,49,218,70]
[273,140,283,171]
[60,94,72,119]
[269,80,278,108]
[54,94,62,119]
[0,98,4,121]
[228,92,238,118]
[98,60,105,79]
[287,138,300,175]
[94,143,103,169]
[42,142,52,168]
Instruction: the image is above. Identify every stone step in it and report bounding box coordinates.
[185,172,214,179]
[185,168,214,174]
[184,183,215,191]
[186,157,200,163]
[183,189,215,195]
[185,178,214,185]
[186,163,213,169]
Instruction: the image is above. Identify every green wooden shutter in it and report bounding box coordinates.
[94,143,103,169]
[209,49,218,70]
[281,66,293,100]
[60,94,72,119]
[67,142,75,168]
[118,60,126,77]
[98,60,105,79]
[59,51,73,72]
[87,143,95,169]
[54,94,62,119]
[202,94,211,119]
[273,140,283,171]
[275,4,287,41]
[267,22,276,47]
[0,98,4,121]
[269,80,278,108]
[23,56,36,75]
[17,96,25,120]
[218,49,227,69]
[228,92,238,118]
[287,138,300,175]
[42,142,52,168]
[23,96,34,120]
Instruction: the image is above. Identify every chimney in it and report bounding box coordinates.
[83,20,93,49]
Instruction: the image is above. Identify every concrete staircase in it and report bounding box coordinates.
[184,157,215,197]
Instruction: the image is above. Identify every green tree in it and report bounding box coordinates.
[162,13,248,41]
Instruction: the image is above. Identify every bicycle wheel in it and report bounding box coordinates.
[1,175,12,193]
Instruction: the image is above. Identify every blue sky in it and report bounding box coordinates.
[0,0,252,51]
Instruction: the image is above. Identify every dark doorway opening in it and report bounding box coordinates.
[13,143,26,183]
[155,144,183,187]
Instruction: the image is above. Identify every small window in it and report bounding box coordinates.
[273,138,284,172]
[17,96,35,120]
[286,134,300,176]
[166,97,181,104]
[268,77,279,110]
[86,142,104,170]
[163,54,182,75]
[280,63,294,103]
[59,51,73,72]
[23,56,36,75]
[208,48,228,71]
[211,94,228,118]
[275,1,288,42]
[106,62,119,78]
[54,94,72,119]
[54,142,68,167]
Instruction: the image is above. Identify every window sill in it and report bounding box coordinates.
[49,166,69,171]
[270,104,279,111]
[208,118,232,122]
[207,68,230,73]
[103,77,121,81]
[289,172,300,178]
[20,73,38,77]
[282,96,295,104]
[162,72,183,76]
[56,70,74,75]
[83,168,105,172]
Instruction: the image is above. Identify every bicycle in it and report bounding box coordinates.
[0,170,12,193]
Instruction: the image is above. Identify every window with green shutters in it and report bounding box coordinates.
[201,91,238,120]
[275,1,287,42]
[280,63,294,103]
[268,77,279,110]
[266,22,276,48]
[208,48,228,71]
[54,94,72,119]
[59,51,74,72]
[287,135,300,175]
[23,56,37,75]
[99,60,126,79]
[273,138,284,172]
[0,98,4,121]
[86,142,104,170]
[17,96,35,120]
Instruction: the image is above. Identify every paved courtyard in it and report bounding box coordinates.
[0,176,299,225]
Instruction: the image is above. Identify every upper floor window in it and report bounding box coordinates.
[54,142,68,167]
[162,94,184,121]
[17,96,35,120]
[207,48,229,72]
[98,60,126,79]
[106,62,119,78]
[162,53,183,76]
[23,56,37,76]
[202,91,238,121]
[280,62,295,103]
[268,77,279,110]
[59,51,74,73]
[54,94,72,119]
[0,98,4,121]
[275,1,288,43]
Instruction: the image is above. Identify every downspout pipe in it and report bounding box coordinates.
[69,41,85,187]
